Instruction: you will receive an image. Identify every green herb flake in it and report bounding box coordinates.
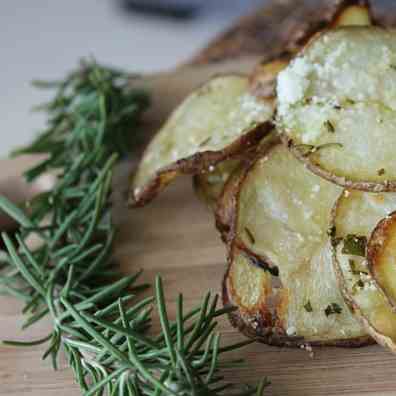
[304,301,313,313]
[342,234,367,257]
[352,279,365,294]
[349,259,368,276]
[378,168,386,176]
[345,98,356,106]
[294,144,315,157]
[295,143,343,158]
[324,303,342,317]
[244,227,256,245]
[198,136,211,147]
[356,280,365,288]
[269,265,280,277]
[324,120,335,133]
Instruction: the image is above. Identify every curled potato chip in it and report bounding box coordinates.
[221,143,370,346]
[367,212,396,309]
[130,75,273,206]
[277,27,396,192]
[332,190,396,352]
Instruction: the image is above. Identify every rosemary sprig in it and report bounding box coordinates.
[0,60,268,395]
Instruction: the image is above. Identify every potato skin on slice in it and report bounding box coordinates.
[277,27,396,192]
[223,246,294,347]
[220,143,370,346]
[130,75,273,207]
[331,190,396,352]
[367,211,396,309]
[214,159,250,244]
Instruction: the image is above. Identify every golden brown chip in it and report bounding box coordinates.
[332,190,396,353]
[278,27,396,192]
[130,75,273,207]
[220,143,370,346]
[224,245,371,347]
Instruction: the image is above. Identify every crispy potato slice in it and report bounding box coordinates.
[224,246,370,347]
[367,212,396,309]
[223,246,291,346]
[277,27,396,192]
[221,143,370,346]
[130,75,273,206]
[332,190,396,352]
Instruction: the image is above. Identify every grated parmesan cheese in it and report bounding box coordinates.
[277,58,313,112]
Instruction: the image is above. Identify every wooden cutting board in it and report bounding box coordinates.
[2,2,396,395]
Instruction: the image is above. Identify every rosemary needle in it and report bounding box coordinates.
[0,59,268,395]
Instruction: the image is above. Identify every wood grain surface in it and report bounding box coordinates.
[2,1,396,395]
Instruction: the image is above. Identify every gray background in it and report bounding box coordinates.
[0,0,265,156]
